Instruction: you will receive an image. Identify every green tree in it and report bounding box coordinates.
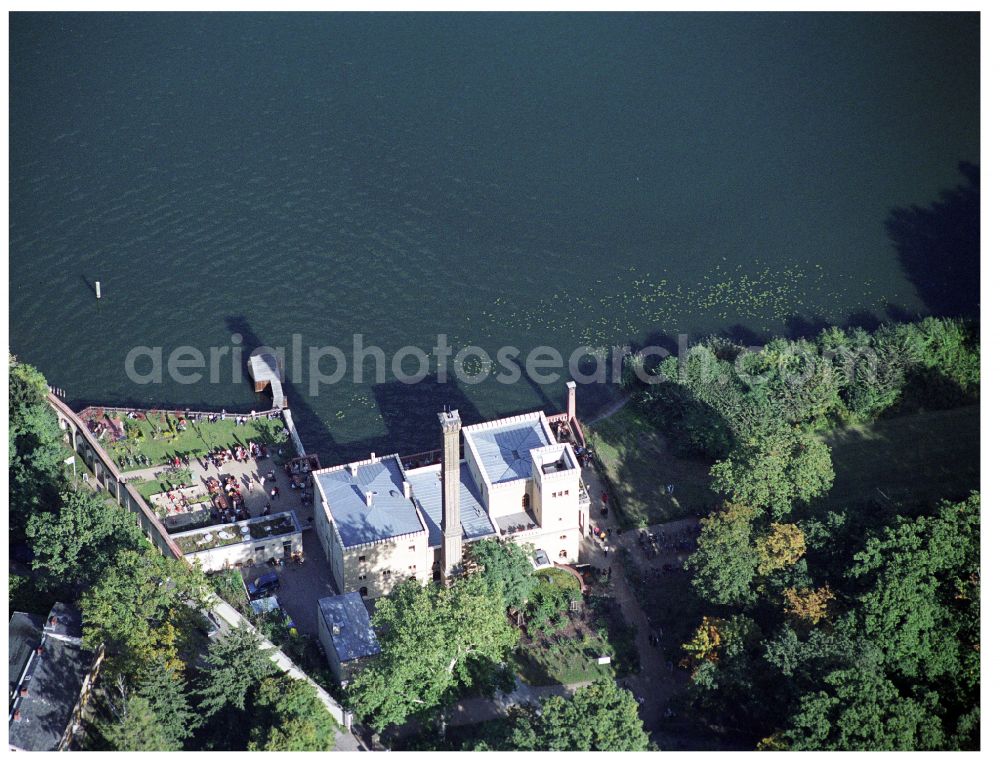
[349,576,517,731]
[893,317,979,397]
[710,421,833,517]
[841,327,910,421]
[247,676,335,751]
[9,357,66,538]
[774,668,945,750]
[81,548,207,677]
[102,663,194,751]
[197,627,276,716]
[469,539,536,609]
[27,488,144,594]
[102,694,176,751]
[848,494,979,681]
[530,678,650,751]
[686,503,759,606]
[750,338,845,427]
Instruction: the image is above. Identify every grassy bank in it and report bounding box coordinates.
[820,404,980,511]
[586,403,717,528]
[99,411,289,468]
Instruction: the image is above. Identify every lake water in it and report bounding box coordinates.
[9,12,980,462]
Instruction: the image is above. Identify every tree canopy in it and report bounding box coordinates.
[459,679,650,751]
[469,538,536,609]
[247,676,336,751]
[349,576,517,731]
[27,488,145,595]
[686,503,758,606]
[81,548,208,677]
[9,357,66,537]
[102,662,195,751]
[196,626,276,716]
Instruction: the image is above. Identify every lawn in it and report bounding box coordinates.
[98,410,289,469]
[511,569,639,685]
[820,404,980,511]
[131,468,195,504]
[586,402,718,528]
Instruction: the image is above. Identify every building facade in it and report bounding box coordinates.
[313,383,590,598]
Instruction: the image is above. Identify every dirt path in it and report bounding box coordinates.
[578,463,695,735]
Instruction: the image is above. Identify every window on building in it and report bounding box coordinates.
[552,492,557,498]
[359,574,367,581]
[254,546,265,553]
[359,587,368,597]
[559,550,567,558]
[408,545,416,552]
[560,534,567,540]
[383,570,391,579]
[358,555,366,562]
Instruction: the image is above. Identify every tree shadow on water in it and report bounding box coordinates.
[885,162,980,319]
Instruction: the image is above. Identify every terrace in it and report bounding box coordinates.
[78,406,291,471]
[493,509,539,537]
[172,511,299,555]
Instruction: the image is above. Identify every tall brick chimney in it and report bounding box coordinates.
[438,409,462,584]
[566,380,577,422]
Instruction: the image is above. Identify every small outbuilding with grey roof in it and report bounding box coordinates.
[317,593,381,685]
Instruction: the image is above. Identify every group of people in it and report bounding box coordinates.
[207,440,268,468]
[573,444,594,467]
[638,528,696,559]
[208,474,249,522]
[158,487,201,517]
[590,524,621,541]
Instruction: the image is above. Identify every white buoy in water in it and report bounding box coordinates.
[95,281,101,299]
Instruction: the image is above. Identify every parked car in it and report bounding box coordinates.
[247,572,280,599]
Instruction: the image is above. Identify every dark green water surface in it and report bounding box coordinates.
[9,13,980,462]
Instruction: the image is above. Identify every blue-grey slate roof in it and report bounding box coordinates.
[9,604,93,752]
[407,462,496,548]
[467,416,551,483]
[316,456,425,547]
[9,612,44,698]
[318,593,381,663]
